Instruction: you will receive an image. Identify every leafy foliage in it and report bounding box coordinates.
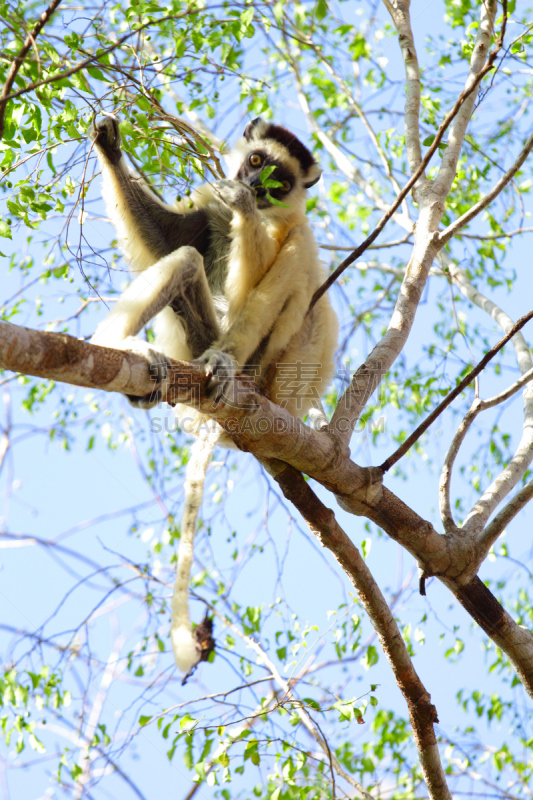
[1,0,533,798]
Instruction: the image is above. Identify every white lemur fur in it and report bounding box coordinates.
[89,115,338,677]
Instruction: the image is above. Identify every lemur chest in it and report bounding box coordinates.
[223,217,293,323]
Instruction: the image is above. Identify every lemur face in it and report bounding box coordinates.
[235,150,297,208]
[225,118,322,213]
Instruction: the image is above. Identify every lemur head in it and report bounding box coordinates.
[227,118,321,212]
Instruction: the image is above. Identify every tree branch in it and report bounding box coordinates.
[0,7,202,113]
[380,309,533,473]
[449,269,533,539]
[482,479,533,546]
[438,129,533,246]
[308,0,504,313]
[439,367,533,532]
[0,0,64,139]
[262,460,451,800]
[2,320,533,698]
[433,0,499,197]
[381,0,424,186]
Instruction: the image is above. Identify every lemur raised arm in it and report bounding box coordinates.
[89,116,338,679]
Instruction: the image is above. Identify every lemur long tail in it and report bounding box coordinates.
[171,423,219,674]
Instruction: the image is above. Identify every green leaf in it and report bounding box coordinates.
[315,0,328,21]
[0,220,12,240]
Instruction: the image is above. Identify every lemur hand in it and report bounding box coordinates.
[90,115,122,164]
[212,180,256,216]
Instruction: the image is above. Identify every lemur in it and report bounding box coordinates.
[89,115,338,678]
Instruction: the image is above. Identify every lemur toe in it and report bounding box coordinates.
[198,349,237,401]
[126,389,162,409]
[116,339,171,409]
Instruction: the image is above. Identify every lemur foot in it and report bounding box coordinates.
[198,349,238,402]
[212,179,256,215]
[122,338,171,409]
[90,115,122,163]
[91,334,170,409]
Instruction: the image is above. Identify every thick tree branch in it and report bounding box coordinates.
[345,488,533,698]
[0,321,380,496]
[2,320,533,698]
[262,460,451,800]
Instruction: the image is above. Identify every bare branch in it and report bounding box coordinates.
[440,367,533,531]
[318,234,413,251]
[482,479,533,546]
[439,129,533,246]
[381,0,424,183]
[439,399,481,532]
[449,269,533,538]
[380,309,533,473]
[458,227,533,240]
[434,0,499,197]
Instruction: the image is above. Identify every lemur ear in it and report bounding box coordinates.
[303,170,322,189]
[243,118,263,141]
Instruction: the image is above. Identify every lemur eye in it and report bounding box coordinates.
[249,153,262,167]
[281,181,291,192]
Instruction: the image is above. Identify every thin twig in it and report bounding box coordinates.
[0,7,209,113]
[381,309,533,473]
[0,0,64,139]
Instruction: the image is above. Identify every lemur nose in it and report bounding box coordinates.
[253,185,267,198]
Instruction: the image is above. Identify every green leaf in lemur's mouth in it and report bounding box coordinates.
[259,165,289,207]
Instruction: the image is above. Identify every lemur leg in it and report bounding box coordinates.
[167,257,220,359]
[91,247,216,408]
